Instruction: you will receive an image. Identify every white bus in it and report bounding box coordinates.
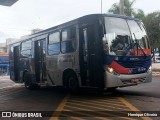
[9,14,152,91]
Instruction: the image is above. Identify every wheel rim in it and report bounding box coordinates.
[68,75,78,90]
[24,75,31,88]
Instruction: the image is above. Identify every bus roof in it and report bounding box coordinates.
[11,14,140,44]
[33,14,139,35]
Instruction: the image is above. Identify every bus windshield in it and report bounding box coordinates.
[103,17,150,56]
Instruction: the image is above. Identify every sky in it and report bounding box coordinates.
[0,0,160,43]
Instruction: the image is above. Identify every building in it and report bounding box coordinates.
[0,51,9,76]
[0,43,7,53]
[6,38,18,53]
[0,43,9,75]
[0,38,19,75]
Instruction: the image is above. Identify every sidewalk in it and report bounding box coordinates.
[152,63,160,71]
[0,76,10,80]
[0,75,10,78]
[152,63,160,77]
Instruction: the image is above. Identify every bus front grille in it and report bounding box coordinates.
[120,77,146,84]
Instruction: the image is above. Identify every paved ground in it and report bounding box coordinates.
[152,63,160,70]
[52,77,160,120]
[0,76,159,120]
[0,76,18,89]
[152,63,160,77]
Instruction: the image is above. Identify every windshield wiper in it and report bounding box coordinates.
[133,33,147,57]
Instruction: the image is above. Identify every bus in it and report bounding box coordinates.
[9,14,152,91]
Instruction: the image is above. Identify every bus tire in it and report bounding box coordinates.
[24,73,37,90]
[64,72,79,93]
[107,87,117,92]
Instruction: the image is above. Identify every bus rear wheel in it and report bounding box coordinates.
[64,73,79,93]
[24,73,38,90]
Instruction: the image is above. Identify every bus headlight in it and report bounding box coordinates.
[108,67,114,73]
[106,66,119,75]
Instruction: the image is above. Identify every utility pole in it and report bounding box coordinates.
[120,0,124,15]
[101,0,102,13]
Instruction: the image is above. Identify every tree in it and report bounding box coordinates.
[108,0,145,19]
[133,9,145,19]
[143,11,160,49]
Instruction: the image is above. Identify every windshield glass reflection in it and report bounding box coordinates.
[103,17,150,56]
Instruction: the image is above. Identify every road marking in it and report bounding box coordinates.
[64,107,99,117]
[67,100,129,110]
[49,94,70,120]
[64,105,117,119]
[50,94,152,120]
[71,96,123,103]
[64,105,135,120]
[68,98,126,107]
[118,97,152,120]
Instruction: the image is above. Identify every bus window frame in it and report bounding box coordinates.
[20,39,32,57]
[61,26,77,54]
[47,30,60,55]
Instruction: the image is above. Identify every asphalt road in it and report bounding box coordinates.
[0,76,159,120]
[115,77,160,114]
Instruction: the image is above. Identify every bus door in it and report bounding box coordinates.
[13,45,20,82]
[80,24,104,88]
[34,39,47,83]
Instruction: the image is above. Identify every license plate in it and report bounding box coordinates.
[131,78,139,83]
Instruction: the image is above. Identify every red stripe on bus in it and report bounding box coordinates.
[109,61,129,74]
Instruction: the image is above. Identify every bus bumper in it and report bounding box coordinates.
[104,71,152,88]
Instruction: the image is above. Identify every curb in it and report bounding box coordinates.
[152,72,160,77]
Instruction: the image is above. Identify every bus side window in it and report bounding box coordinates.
[21,40,32,57]
[61,26,76,53]
[48,31,60,55]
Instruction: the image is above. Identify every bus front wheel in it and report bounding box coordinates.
[64,73,79,92]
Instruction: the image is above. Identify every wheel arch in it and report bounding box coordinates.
[62,68,79,87]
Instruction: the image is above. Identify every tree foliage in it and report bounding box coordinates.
[108,0,145,19]
[108,0,160,50]
[133,9,145,19]
[143,11,160,49]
